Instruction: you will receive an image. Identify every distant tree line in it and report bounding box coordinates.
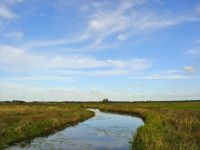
[0,99,200,104]
[102,98,109,103]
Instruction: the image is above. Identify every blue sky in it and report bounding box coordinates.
[0,0,200,101]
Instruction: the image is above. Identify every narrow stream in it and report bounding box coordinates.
[6,109,144,150]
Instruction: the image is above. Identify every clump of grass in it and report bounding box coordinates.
[0,103,94,149]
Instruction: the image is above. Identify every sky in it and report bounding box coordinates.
[0,0,200,101]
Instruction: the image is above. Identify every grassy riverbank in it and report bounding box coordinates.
[1,101,199,150]
[0,103,94,149]
[83,101,200,150]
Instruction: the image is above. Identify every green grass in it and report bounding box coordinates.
[1,101,200,150]
[0,103,94,149]
[83,101,200,150]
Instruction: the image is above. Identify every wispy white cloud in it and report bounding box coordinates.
[5,0,24,5]
[1,80,200,101]
[0,4,16,20]
[0,45,44,71]
[184,47,200,56]
[23,0,200,51]
[1,1,200,102]
[82,1,199,47]
[4,31,24,40]
[81,0,199,47]
[0,80,110,101]
[184,41,200,59]
[0,1,22,38]
[87,69,128,76]
[66,69,129,77]
[24,36,83,49]
[0,45,151,76]
[128,70,191,80]
[4,76,76,82]
[145,90,200,101]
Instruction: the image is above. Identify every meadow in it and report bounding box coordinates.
[0,102,94,149]
[0,101,200,150]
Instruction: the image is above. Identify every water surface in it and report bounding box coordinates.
[6,109,144,150]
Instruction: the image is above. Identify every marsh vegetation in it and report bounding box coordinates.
[1,101,200,150]
[0,103,94,149]
[84,101,200,149]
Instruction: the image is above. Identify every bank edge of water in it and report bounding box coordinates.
[85,104,200,150]
[87,106,161,150]
[98,108,146,121]
[97,107,146,149]
[96,108,146,150]
[85,106,146,150]
[1,109,95,150]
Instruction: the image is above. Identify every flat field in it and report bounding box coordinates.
[0,101,200,150]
